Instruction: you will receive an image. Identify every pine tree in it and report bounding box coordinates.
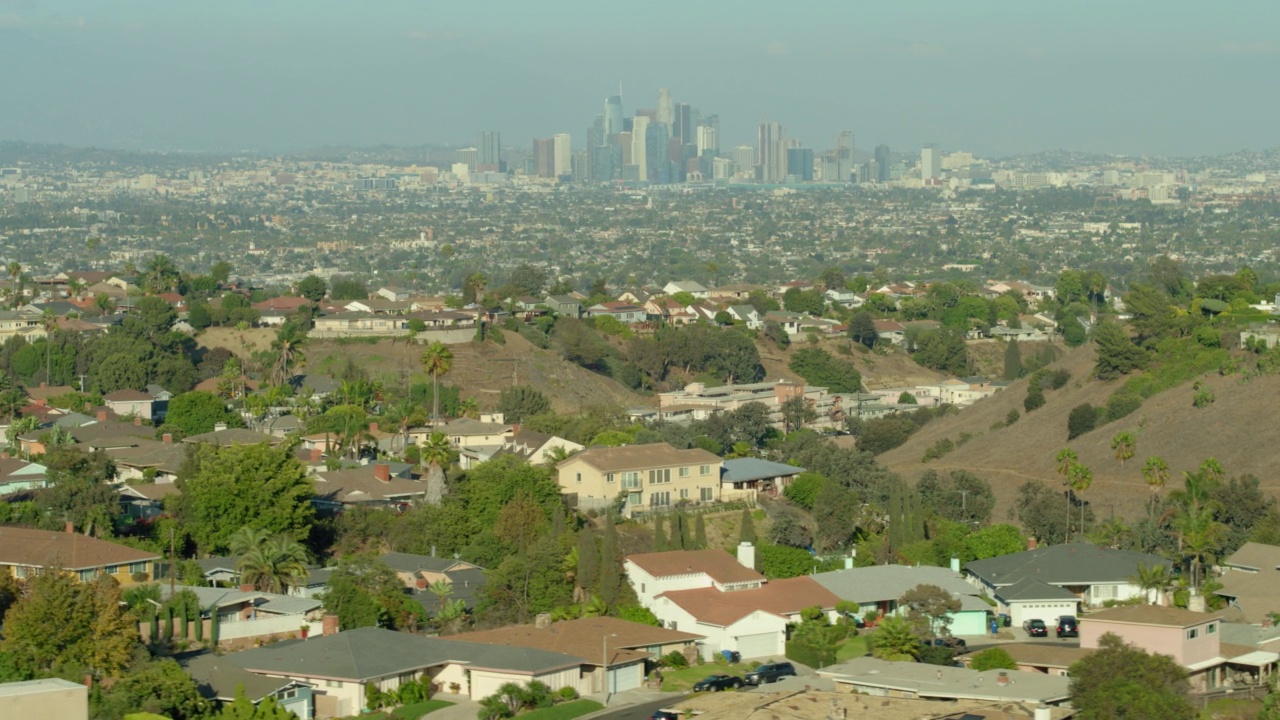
[669,513,685,550]
[680,512,695,549]
[1003,339,1023,380]
[739,508,757,545]
[599,513,620,607]
[695,514,708,549]
[653,515,668,551]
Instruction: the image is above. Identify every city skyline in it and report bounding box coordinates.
[1,1,1278,156]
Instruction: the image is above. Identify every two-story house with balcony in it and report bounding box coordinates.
[555,443,722,517]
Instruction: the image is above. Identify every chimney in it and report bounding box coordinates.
[950,557,961,573]
[737,541,756,571]
[415,578,427,590]
[214,422,227,432]
[322,614,340,636]
[64,520,75,534]
[162,433,172,444]
[39,382,47,389]
[1034,705,1051,720]
[535,613,552,629]
[310,447,323,463]
[1027,537,1038,551]
[239,584,255,592]
[369,422,378,434]
[844,556,853,570]
[97,410,108,422]
[374,463,391,482]
[134,417,142,426]
[996,672,1009,687]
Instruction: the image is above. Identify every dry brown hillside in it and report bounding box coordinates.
[879,345,1280,524]
[758,337,947,390]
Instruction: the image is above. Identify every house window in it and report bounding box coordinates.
[326,680,343,688]
[606,473,615,483]
[106,565,120,575]
[280,689,297,700]
[680,489,689,499]
[129,562,148,575]
[14,566,28,579]
[700,465,711,476]
[700,487,714,502]
[622,472,640,489]
[649,492,671,508]
[1208,623,1217,634]
[576,473,582,484]
[1187,628,1199,640]
[78,569,96,582]
[678,466,690,478]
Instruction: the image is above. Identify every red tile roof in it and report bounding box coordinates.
[625,549,764,585]
[659,576,841,626]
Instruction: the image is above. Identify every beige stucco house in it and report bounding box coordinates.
[555,442,722,517]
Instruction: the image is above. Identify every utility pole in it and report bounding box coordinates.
[169,526,177,597]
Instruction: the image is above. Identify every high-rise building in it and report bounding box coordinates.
[875,145,891,182]
[921,144,940,181]
[603,95,624,137]
[631,116,649,181]
[786,148,814,182]
[554,134,572,179]
[656,88,673,127]
[673,102,693,146]
[696,126,718,157]
[757,122,787,182]
[698,115,720,155]
[732,145,756,177]
[836,131,854,182]
[477,131,502,171]
[646,121,669,182]
[533,137,556,178]
[455,147,478,173]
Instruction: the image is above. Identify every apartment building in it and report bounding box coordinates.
[555,443,722,517]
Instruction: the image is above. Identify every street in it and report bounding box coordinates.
[597,694,689,720]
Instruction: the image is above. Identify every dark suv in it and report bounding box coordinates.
[745,662,797,685]
[1056,616,1079,638]
[1023,619,1048,637]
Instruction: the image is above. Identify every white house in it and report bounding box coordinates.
[965,542,1172,609]
[824,288,863,308]
[993,578,1081,627]
[662,281,710,299]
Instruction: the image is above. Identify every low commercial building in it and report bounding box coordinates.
[0,678,88,720]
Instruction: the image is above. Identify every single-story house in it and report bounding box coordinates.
[117,483,181,520]
[0,526,160,584]
[818,656,1071,706]
[587,302,647,324]
[103,389,156,421]
[0,458,47,494]
[719,458,804,502]
[181,652,314,719]
[313,463,427,509]
[965,542,1172,608]
[993,577,1080,627]
[812,563,992,636]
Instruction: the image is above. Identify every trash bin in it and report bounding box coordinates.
[722,650,741,663]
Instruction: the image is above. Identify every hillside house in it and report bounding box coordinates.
[586,301,647,324]
[556,443,722,517]
[813,563,994,636]
[662,281,710,299]
[1217,542,1280,623]
[103,389,157,421]
[965,543,1171,609]
[543,295,582,317]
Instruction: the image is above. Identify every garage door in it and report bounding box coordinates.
[737,632,779,659]
[1010,601,1076,627]
[608,663,643,693]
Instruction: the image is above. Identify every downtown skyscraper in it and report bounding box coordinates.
[476,130,502,172]
[757,122,787,182]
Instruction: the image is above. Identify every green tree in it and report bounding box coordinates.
[870,615,919,661]
[1130,563,1172,605]
[1093,319,1148,380]
[214,685,297,719]
[1,574,135,677]
[780,395,818,433]
[1068,633,1193,720]
[970,647,1018,671]
[237,533,310,594]
[330,278,369,301]
[420,431,451,505]
[898,583,961,639]
[787,347,863,393]
[1111,431,1137,465]
[498,385,551,423]
[36,447,120,536]
[897,391,917,405]
[1069,462,1094,539]
[964,524,1026,560]
[95,656,209,719]
[738,508,757,547]
[1061,315,1087,347]
[296,275,327,302]
[421,341,454,424]
[1067,403,1098,439]
[173,442,316,555]
[1003,339,1023,380]
[1142,456,1170,513]
[1125,283,1179,344]
[165,391,238,436]
[323,554,423,631]
[783,473,828,510]
[911,328,969,375]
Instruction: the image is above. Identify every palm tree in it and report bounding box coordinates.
[1130,563,1172,606]
[1142,456,1170,515]
[1110,431,1136,465]
[271,325,307,386]
[237,535,310,594]
[427,579,453,615]
[870,615,919,661]
[228,527,271,557]
[6,262,20,309]
[1055,448,1078,542]
[1069,462,1093,539]
[457,398,479,420]
[1177,504,1228,589]
[420,432,451,505]
[420,341,453,425]
[1088,517,1130,549]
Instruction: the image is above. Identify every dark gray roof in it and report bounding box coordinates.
[181,652,299,702]
[965,543,1171,587]
[230,627,583,681]
[380,551,482,574]
[196,556,239,574]
[412,567,487,614]
[812,564,990,612]
[720,458,804,484]
[994,577,1079,603]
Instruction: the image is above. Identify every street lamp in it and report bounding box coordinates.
[602,633,618,706]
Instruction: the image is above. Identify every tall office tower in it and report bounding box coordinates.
[786,148,814,181]
[656,88,673,127]
[732,145,756,176]
[554,134,572,179]
[673,103,693,146]
[477,131,502,171]
[836,131,854,182]
[455,147,478,173]
[696,125,718,156]
[921,144,940,181]
[631,116,649,181]
[603,95,624,136]
[617,132,633,165]
[586,121,603,181]
[757,122,787,182]
[646,122,669,182]
[533,137,556,178]
[875,144,891,182]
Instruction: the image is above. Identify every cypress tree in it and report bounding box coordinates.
[599,513,620,607]
[669,513,685,550]
[738,508,757,545]
[695,514,708,549]
[210,605,220,646]
[178,601,188,640]
[680,512,695,549]
[653,515,668,551]
[1004,339,1023,380]
[577,529,599,596]
[161,605,173,641]
[194,606,204,643]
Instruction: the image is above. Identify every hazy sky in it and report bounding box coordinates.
[1,0,1277,157]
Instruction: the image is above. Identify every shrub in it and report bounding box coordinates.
[918,644,956,666]
[1005,409,1020,426]
[1024,384,1045,412]
[1049,368,1071,390]
[970,647,1018,671]
[1105,391,1143,421]
[555,686,578,702]
[922,437,955,463]
[662,650,689,668]
[1067,403,1098,440]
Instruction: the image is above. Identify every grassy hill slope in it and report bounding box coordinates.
[879,344,1280,524]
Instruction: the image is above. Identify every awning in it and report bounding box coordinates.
[1228,651,1280,667]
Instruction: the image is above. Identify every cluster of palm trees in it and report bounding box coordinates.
[1055,448,1093,540]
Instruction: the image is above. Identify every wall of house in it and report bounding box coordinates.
[559,459,721,517]
[1008,600,1077,628]
[1,686,87,720]
[625,563,714,608]
[1084,582,1144,606]
[468,667,583,701]
[1081,620,1220,667]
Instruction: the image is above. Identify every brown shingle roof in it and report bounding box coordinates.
[314,468,425,504]
[105,389,154,402]
[1086,605,1222,628]
[1224,542,1280,572]
[626,549,765,585]
[453,617,703,667]
[659,577,841,626]
[563,443,721,474]
[0,527,159,570]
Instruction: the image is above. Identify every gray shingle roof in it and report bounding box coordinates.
[994,577,1079,602]
[181,652,299,702]
[812,564,989,612]
[965,543,1171,587]
[379,552,482,574]
[720,458,805,485]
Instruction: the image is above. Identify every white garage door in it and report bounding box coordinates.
[1010,600,1077,627]
[608,663,643,693]
[736,632,779,659]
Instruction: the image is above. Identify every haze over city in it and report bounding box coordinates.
[2,0,1278,156]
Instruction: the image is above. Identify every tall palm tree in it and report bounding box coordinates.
[271,325,307,386]
[420,432,451,505]
[6,262,21,309]
[457,398,479,420]
[420,341,453,425]
[1142,456,1170,515]
[1055,448,1078,542]
[237,535,310,594]
[1069,462,1093,539]
[228,527,272,557]
[1177,504,1227,589]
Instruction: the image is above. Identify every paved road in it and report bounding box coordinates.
[597,694,688,720]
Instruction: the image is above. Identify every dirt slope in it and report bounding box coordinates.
[758,337,947,390]
[879,345,1280,523]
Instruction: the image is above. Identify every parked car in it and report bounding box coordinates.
[1023,619,1048,637]
[651,711,679,720]
[745,662,797,685]
[929,637,969,653]
[1056,616,1079,638]
[693,674,744,692]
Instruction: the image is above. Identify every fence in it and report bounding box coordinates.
[1190,684,1268,709]
[138,614,320,644]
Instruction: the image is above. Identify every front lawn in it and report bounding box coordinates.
[392,700,456,719]
[519,699,604,720]
[659,663,756,692]
[835,635,870,662]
